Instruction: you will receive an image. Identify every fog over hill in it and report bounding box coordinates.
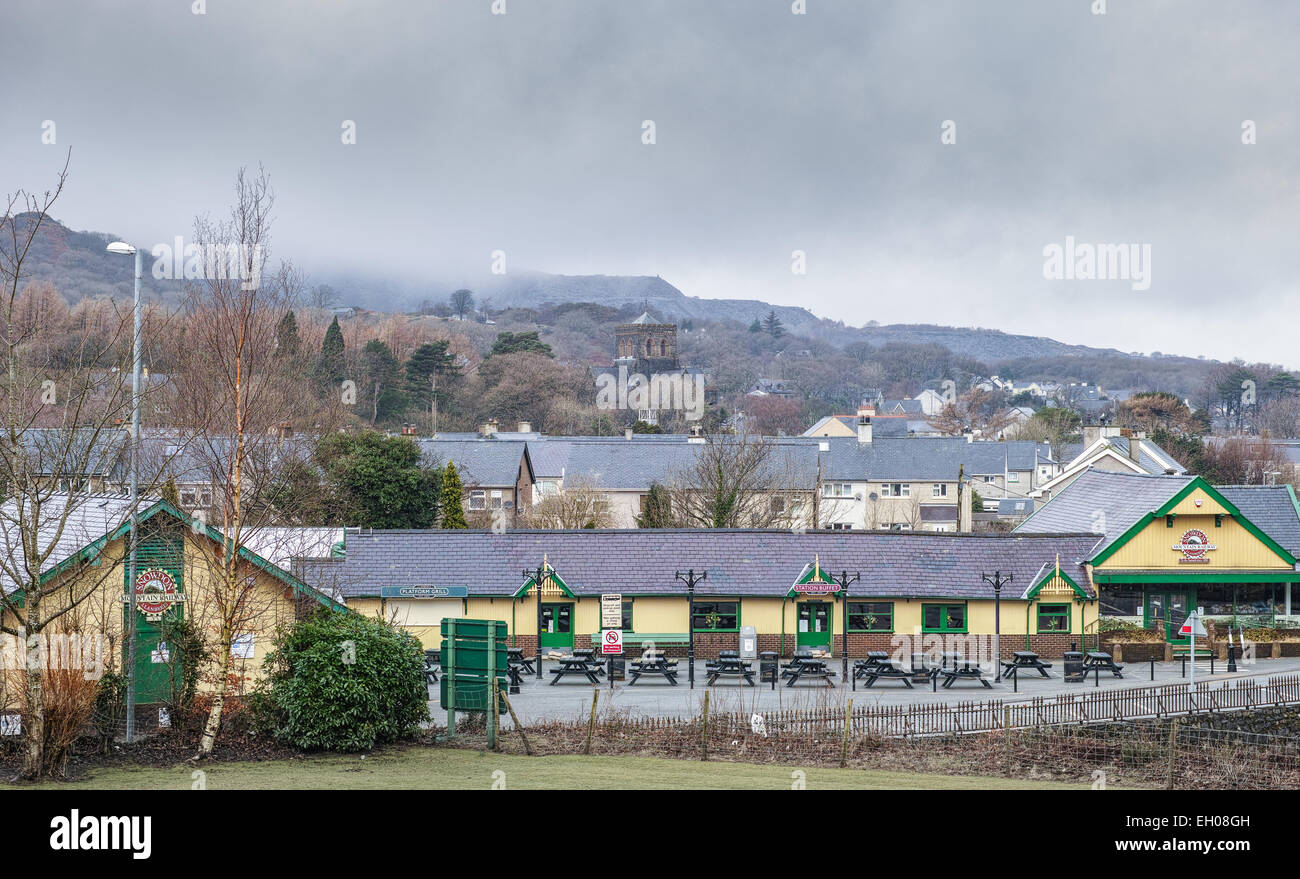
[13,215,1222,369]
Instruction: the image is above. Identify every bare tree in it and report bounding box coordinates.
[668,432,808,528]
[0,157,168,778]
[524,477,613,529]
[168,167,312,760]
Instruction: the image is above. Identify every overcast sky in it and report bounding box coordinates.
[2,1,1297,365]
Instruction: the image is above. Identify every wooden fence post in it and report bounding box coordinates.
[701,690,710,762]
[1165,718,1179,790]
[840,699,853,768]
[584,688,599,755]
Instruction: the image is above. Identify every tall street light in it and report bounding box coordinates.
[982,570,1012,682]
[107,241,142,743]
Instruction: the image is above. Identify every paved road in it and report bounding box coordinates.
[429,656,1300,727]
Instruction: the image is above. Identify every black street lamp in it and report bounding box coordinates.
[676,569,707,689]
[982,570,1013,681]
[524,563,548,680]
[829,570,861,689]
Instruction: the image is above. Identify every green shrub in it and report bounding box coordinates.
[256,610,428,751]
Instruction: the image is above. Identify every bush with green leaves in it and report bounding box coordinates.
[256,610,428,751]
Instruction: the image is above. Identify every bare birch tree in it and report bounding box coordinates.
[168,167,312,759]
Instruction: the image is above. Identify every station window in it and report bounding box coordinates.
[1037,604,1070,632]
[692,601,739,632]
[848,602,893,633]
[922,603,967,633]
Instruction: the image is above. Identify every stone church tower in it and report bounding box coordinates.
[614,311,678,374]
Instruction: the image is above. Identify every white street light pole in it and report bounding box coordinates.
[107,241,142,743]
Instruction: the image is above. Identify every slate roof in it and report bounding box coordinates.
[997,498,1036,517]
[0,494,146,593]
[1014,469,1300,560]
[1014,469,1193,545]
[295,529,1103,600]
[416,439,530,487]
[1217,485,1300,558]
[14,428,127,479]
[817,437,1053,481]
[1056,437,1185,476]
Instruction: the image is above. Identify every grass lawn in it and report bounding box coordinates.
[6,747,1097,790]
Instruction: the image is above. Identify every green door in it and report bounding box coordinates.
[539,603,574,650]
[1146,590,1191,644]
[123,532,186,704]
[796,602,832,648]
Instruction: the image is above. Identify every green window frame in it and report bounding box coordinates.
[847,601,893,633]
[921,603,967,634]
[1037,603,1070,632]
[692,600,740,633]
[621,600,633,631]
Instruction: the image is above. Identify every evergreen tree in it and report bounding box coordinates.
[762,310,784,338]
[161,477,180,508]
[316,316,346,387]
[487,330,552,358]
[748,318,762,333]
[360,338,404,424]
[440,461,468,529]
[404,340,459,408]
[636,482,675,527]
[275,310,300,358]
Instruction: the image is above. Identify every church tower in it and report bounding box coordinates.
[614,311,678,374]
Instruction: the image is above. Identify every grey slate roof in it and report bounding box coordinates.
[1014,469,1193,545]
[296,529,1103,600]
[817,437,1052,481]
[1057,437,1185,475]
[0,494,146,593]
[417,439,530,487]
[1014,469,1300,561]
[1217,485,1300,558]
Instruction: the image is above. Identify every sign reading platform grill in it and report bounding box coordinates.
[380,585,469,599]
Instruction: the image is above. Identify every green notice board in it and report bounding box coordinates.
[439,618,508,715]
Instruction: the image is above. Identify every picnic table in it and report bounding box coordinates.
[423,650,440,685]
[628,656,679,686]
[857,658,912,688]
[549,655,602,685]
[1000,650,1053,682]
[1084,651,1125,678]
[705,651,755,686]
[852,651,892,680]
[938,654,992,689]
[508,648,536,675]
[783,656,835,687]
[573,648,606,675]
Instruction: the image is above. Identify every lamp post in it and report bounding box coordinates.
[982,570,1012,682]
[676,569,706,689]
[107,241,141,743]
[830,570,861,689]
[524,563,547,680]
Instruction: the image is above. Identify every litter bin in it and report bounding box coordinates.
[1063,651,1084,682]
[759,651,779,686]
[739,626,758,660]
[607,658,626,681]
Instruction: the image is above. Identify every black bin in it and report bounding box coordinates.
[1063,651,1084,682]
[607,658,626,681]
[759,651,779,684]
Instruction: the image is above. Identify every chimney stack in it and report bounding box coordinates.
[517,420,532,434]
[856,414,872,444]
[479,418,499,438]
[624,428,634,440]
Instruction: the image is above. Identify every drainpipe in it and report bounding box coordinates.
[781,595,787,655]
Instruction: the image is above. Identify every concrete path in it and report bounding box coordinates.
[430,656,1300,726]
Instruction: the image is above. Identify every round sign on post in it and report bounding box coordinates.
[601,629,623,655]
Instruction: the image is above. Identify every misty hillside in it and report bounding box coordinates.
[12,215,1213,371]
